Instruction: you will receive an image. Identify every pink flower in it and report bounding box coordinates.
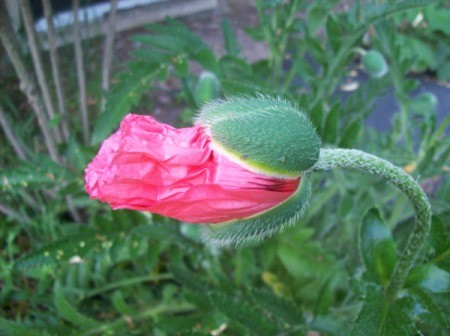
[85,114,300,223]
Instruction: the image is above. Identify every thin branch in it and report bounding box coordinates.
[100,0,119,112]
[72,0,90,145]
[42,0,70,141]
[0,7,60,163]
[18,0,63,143]
[0,105,28,161]
[0,202,30,223]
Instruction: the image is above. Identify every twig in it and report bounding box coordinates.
[72,0,90,145]
[0,7,60,163]
[100,0,119,112]
[0,105,28,161]
[0,202,29,223]
[18,0,63,143]
[42,0,70,141]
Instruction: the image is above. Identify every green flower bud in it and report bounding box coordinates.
[362,50,389,78]
[196,96,321,246]
[194,71,221,106]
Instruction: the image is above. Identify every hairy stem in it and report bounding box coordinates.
[310,148,431,300]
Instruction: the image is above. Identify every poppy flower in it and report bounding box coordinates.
[85,96,320,246]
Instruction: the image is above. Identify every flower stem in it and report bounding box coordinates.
[310,148,431,300]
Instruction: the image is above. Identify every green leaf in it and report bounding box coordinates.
[250,288,304,327]
[173,56,189,77]
[365,0,440,22]
[92,63,159,144]
[194,48,220,74]
[13,234,100,273]
[406,264,450,293]
[278,228,338,279]
[222,18,241,56]
[307,4,328,35]
[360,209,397,286]
[326,14,342,52]
[111,290,135,315]
[429,216,449,256]
[339,119,362,148]
[54,281,100,329]
[411,289,450,329]
[425,5,450,35]
[323,104,340,144]
[0,318,51,336]
[0,156,71,191]
[208,291,278,335]
[155,315,203,334]
[307,102,325,134]
[351,285,415,336]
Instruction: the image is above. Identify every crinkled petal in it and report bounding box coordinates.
[85,114,300,223]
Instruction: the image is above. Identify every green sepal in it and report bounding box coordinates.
[360,208,398,286]
[201,175,311,247]
[196,96,321,177]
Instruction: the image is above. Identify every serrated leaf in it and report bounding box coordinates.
[411,288,450,329]
[365,0,439,22]
[424,5,450,35]
[208,291,277,335]
[351,285,415,336]
[1,157,71,191]
[194,48,220,74]
[307,102,325,134]
[339,119,362,148]
[250,288,304,327]
[406,264,450,293]
[146,19,208,54]
[169,263,210,293]
[323,104,340,144]
[429,216,449,256]
[54,281,100,329]
[0,318,51,336]
[92,63,158,144]
[155,315,201,334]
[173,56,189,77]
[326,14,342,52]
[131,34,187,53]
[222,18,241,56]
[360,208,397,286]
[112,290,135,315]
[307,4,328,35]
[13,234,100,273]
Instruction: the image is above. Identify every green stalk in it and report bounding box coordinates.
[310,148,431,300]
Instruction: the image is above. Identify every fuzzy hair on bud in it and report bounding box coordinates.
[196,96,321,178]
[201,176,312,247]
